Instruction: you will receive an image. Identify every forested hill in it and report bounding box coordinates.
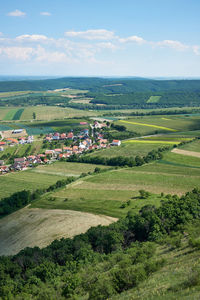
[0,77,200,93]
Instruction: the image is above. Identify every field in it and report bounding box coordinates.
[31,161,110,177]
[87,141,172,158]
[0,105,98,121]
[31,150,200,217]
[0,206,116,256]
[0,169,67,199]
[87,133,193,159]
[0,162,110,199]
[0,91,33,98]
[115,115,200,135]
[146,96,161,103]
[178,138,200,152]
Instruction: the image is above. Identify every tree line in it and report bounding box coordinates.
[67,147,170,167]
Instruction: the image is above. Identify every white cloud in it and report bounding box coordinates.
[119,35,146,44]
[65,29,116,40]
[156,40,188,51]
[97,42,117,50]
[0,32,3,36]
[16,34,49,42]
[34,46,67,62]
[7,9,26,17]
[40,12,51,16]
[0,47,33,60]
[193,46,200,56]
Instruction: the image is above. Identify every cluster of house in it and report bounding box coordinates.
[0,121,121,175]
[0,136,34,152]
[0,154,47,174]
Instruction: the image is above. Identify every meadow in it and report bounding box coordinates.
[31,150,200,217]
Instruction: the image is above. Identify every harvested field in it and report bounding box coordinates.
[0,207,117,256]
[172,148,200,158]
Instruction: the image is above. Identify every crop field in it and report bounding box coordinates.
[0,91,33,98]
[31,161,110,177]
[87,142,172,158]
[27,118,91,133]
[20,106,96,121]
[31,150,200,217]
[0,207,116,256]
[0,105,98,122]
[115,115,200,135]
[178,139,200,152]
[0,162,110,199]
[0,169,66,199]
[3,108,21,120]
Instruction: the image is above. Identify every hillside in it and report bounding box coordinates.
[1,77,200,108]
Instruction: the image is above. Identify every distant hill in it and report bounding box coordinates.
[0,77,200,93]
[1,77,200,108]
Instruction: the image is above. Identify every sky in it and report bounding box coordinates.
[0,0,200,77]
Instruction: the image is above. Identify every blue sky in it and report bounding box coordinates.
[0,0,200,77]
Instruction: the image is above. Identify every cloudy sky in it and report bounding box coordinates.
[0,0,200,77]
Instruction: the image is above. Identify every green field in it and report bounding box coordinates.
[21,105,97,121]
[115,115,200,135]
[31,161,110,177]
[3,108,20,120]
[178,139,200,152]
[87,141,171,158]
[146,96,161,103]
[0,162,110,199]
[0,170,66,199]
[31,151,200,217]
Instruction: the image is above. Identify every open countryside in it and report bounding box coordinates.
[0,76,200,299]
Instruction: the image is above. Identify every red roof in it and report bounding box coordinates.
[0,142,6,145]
[112,140,120,143]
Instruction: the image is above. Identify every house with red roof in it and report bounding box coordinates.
[111,140,121,146]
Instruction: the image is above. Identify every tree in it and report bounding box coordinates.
[33,112,36,119]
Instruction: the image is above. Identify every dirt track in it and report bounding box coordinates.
[172,148,200,158]
[0,207,117,256]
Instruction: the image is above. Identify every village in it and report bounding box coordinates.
[0,121,121,174]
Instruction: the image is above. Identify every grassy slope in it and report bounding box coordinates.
[111,235,200,300]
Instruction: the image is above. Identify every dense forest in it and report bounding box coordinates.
[1,77,200,108]
[0,188,200,299]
